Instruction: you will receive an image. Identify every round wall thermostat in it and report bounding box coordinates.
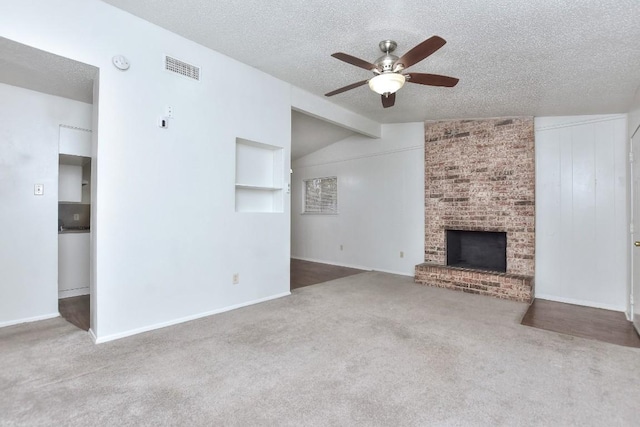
[112,55,130,71]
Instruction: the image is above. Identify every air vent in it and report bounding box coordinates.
[165,56,200,81]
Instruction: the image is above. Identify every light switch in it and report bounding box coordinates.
[34,184,44,195]
[73,214,80,221]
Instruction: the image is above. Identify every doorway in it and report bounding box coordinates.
[0,37,98,333]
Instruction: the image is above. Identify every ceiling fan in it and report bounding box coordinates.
[325,36,459,108]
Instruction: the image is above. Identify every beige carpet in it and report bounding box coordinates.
[1,272,639,426]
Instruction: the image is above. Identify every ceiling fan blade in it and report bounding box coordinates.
[381,92,396,108]
[394,36,446,70]
[331,53,377,71]
[406,73,459,87]
[325,79,369,97]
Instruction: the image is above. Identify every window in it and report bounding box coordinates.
[303,177,337,214]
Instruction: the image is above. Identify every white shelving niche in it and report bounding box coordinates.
[235,138,284,213]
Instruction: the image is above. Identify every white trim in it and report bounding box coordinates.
[58,287,89,299]
[291,86,381,139]
[59,123,92,132]
[0,312,59,328]
[535,294,626,313]
[535,114,626,132]
[88,328,97,343]
[93,292,291,344]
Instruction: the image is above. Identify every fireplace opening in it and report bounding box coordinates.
[446,230,507,272]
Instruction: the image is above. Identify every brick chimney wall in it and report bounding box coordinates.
[415,118,535,302]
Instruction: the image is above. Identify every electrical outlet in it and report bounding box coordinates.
[232,273,239,284]
[400,251,404,258]
[73,214,80,221]
[340,244,343,251]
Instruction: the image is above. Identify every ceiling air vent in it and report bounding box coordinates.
[165,55,200,81]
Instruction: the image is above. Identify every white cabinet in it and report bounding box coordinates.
[58,232,90,298]
[235,138,284,213]
[58,164,82,202]
[59,126,91,157]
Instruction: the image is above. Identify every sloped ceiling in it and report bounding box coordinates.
[291,111,355,160]
[0,37,96,104]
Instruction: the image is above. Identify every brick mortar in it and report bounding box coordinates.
[415,263,533,303]
[418,117,535,303]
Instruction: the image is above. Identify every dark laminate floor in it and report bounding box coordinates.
[291,259,367,290]
[57,261,364,331]
[521,299,640,348]
[58,295,90,331]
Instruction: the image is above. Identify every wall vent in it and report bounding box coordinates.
[165,56,200,81]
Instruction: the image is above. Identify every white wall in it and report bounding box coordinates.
[291,86,381,138]
[1,0,294,341]
[535,114,628,311]
[0,83,92,326]
[292,123,424,276]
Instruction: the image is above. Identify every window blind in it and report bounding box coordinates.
[304,177,337,214]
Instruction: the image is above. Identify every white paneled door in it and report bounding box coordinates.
[633,128,640,334]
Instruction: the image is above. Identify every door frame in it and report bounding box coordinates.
[630,122,640,332]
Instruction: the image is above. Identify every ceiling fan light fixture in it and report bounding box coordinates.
[368,73,406,95]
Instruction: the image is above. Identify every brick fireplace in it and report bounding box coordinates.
[415,118,535,303]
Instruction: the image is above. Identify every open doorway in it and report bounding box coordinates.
[0,37,98,333]
[58,150,92,331]
[289,110,367,290]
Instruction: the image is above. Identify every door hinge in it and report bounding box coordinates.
[630,151,634,163]
[631,223,635,233]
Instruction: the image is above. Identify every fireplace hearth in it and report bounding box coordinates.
[446,230,507,272]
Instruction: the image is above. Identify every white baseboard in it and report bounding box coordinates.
[535,294,626,313]
[291,256,414,277]
[88,328,97,343]
[0,312,60,328]
[93,291,291,344]
[59,287,89,299]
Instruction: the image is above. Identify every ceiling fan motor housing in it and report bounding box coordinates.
[375,54,399,72]
[376,40,400,72]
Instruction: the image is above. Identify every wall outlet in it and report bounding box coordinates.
[232,273,239,284]
[340,244,343,251]
[400,251,404,258]
[73,214,80,221]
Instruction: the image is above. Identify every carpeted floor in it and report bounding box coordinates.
[1,272,639,426]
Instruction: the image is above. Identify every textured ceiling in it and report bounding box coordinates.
[0,37,96,104]
[101,0,640,124]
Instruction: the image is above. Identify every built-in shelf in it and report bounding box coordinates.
[235,138,284,213]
